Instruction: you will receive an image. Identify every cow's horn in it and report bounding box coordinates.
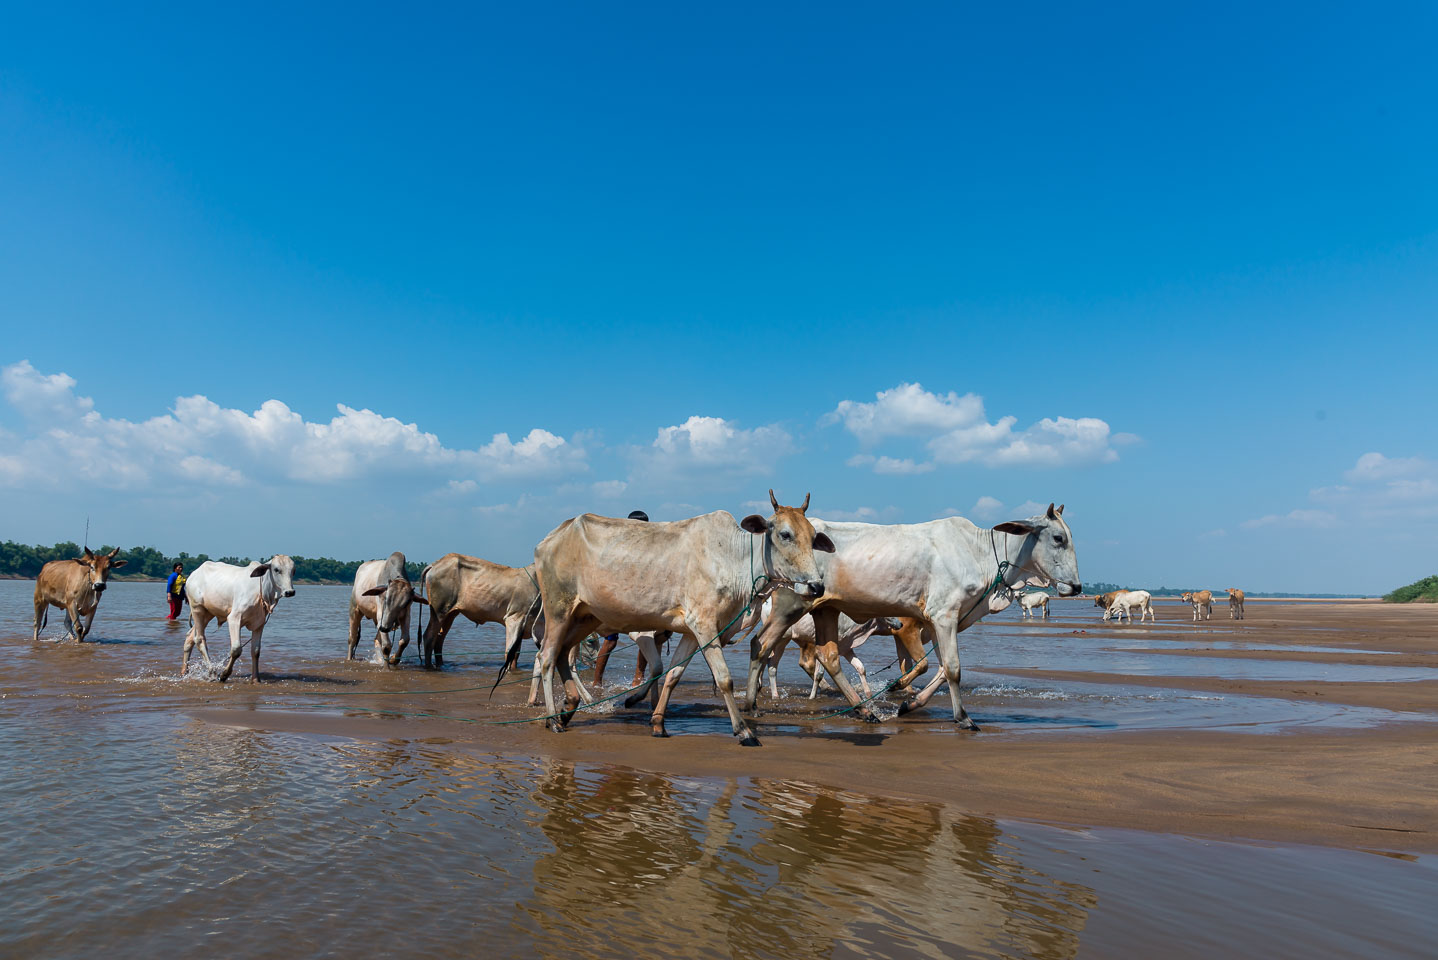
[1056,504,1065,516]
[800,492,810,513]
[1046,502,1058,519]
[107,546,121,558]
[769,488,780,511]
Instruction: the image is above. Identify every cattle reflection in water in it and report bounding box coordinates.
[523,763,1096,960]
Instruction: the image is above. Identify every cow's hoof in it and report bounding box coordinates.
[546,719,566,734]
[739,734,762,747]
[859,710,882,725]
[897,698,918,716]
[958,717,981,732]
[434,658,444,668]
[650,720,669,738]
[623,693,645,709]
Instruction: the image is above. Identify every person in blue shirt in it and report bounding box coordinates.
[165,563,187,620]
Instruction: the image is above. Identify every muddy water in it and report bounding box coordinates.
[3,582,1435,958]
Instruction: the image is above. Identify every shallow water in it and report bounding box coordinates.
[4,582,1435,958]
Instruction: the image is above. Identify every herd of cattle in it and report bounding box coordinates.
[27,494,1244,745]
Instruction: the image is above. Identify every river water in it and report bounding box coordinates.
[2,581,1433,958]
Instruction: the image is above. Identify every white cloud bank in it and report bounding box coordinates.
[0,360,588,491]
[1244,452,1438,529]
[633,415,795,481]
[827,382,1128,471]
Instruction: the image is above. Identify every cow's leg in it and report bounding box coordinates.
[346,603,362,660]
[216,616,245,682]
[764,635,790,700]
[388,611,411,665]
[744,594,808,712]
[649,632,700,738]
[249,624,264,682]
[80,606,97,641]
[539,613,592,732]
[691,619,761,746]
[32,598,47,643]
[893,621,930,693]
[181,612,201,675]
[373,625,391,663]
[631,643,649,688]
[811,610,880,722]
[194,614,217,668]
[529,638,547,706]
[623,633,665,709]
[848,654,873,699]
[569,646,595,705]
[66,604,82,641]
[592,634,619,685]
[899,616,978,729]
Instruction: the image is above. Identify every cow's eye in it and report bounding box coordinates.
[1053,535,1066,547]
[780,531,793,542]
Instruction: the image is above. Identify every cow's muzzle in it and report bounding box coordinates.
[793,580,824,599]
[284,589,296,598]
[92,582,106,592]
[1057,581,1081,597]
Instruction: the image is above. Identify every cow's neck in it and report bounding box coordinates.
[990,530,1038,589]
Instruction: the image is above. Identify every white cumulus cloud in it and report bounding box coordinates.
[827,382,1127,471]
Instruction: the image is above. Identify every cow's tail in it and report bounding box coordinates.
[490,639,525,698]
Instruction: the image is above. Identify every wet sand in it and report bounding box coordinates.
[5,585,1437,957]
[184,600,1438,854]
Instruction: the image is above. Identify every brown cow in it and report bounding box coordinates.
[32,547,127,642]
[1092,591,1125,615]
[1180,590,1214,621]
[1226,588,1246,620]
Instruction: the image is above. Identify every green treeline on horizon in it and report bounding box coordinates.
[1383,575,1438,603]
[0,541,427,584]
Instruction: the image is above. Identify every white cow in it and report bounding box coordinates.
[1103,589,1154,623]
[1018,591,1050,619]
[182,556,296,682]
[349,551,426,664]
[745,503,1081,729]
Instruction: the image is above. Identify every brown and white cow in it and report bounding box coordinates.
[1226,588,1246,620]
[349,551,427,664]
[1181,590,1214,621]
[1092,590,1125,615]
[529,491,833,745]
[32,547,127,642]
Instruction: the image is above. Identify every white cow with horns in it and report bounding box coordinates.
[745,503,1081,730]
[181,555,296,682]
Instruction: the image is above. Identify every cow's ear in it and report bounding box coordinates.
[1046,502,1061,520]
[361,585,386,596]
[1055,503,1065,516]
[994,520,1037,536]
[83,548,95,560]
[411,592,429,605]
[111,559,128,569]
[250,564,272,578]
[812,532,836,553]
[740,514,770,534]
[72,558,91,567]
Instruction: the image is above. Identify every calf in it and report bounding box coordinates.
[1227,588,1246,620]
[182,556,296,682]
[1018,591,1050,619]
[32,547,127,642]
[349,551,427,664]
[1180,590,1214,621]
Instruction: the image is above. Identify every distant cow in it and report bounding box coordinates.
[1019,591,1050,619]
[420,554,545,670]
[1180,590,1214,621]
[182,556,296,682]
[32,547,127,642]
[530,491,833,744]
[349,551,427,664]
[1227,588,1246,620]
[1104,589,1155,623]
[1093,591,1125,615]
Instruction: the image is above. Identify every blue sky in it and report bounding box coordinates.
[1,2,1435,593]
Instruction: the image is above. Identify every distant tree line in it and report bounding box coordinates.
[0,541,426,585]
[1383,575,1438,603]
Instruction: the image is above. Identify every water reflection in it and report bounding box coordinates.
[520,762,1095,959]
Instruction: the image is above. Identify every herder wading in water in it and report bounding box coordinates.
[165,562,187,620]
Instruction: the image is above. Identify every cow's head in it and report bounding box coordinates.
[1181,591,1194,603]
[740,489,835,598]
[994,503,1081,597]
[362,577,428,631]
[72,547,126,593]
[250,554,297,597]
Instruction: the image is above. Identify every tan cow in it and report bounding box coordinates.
[32,547,127,642]
[420,554,545,670]
[530,491,833,744]
[1180,590,1214,621]
[1092,591,1125,615]
[1227,588,1246,620]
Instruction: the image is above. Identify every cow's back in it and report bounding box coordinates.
[35,560,86,605]
[186,561,257,615]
